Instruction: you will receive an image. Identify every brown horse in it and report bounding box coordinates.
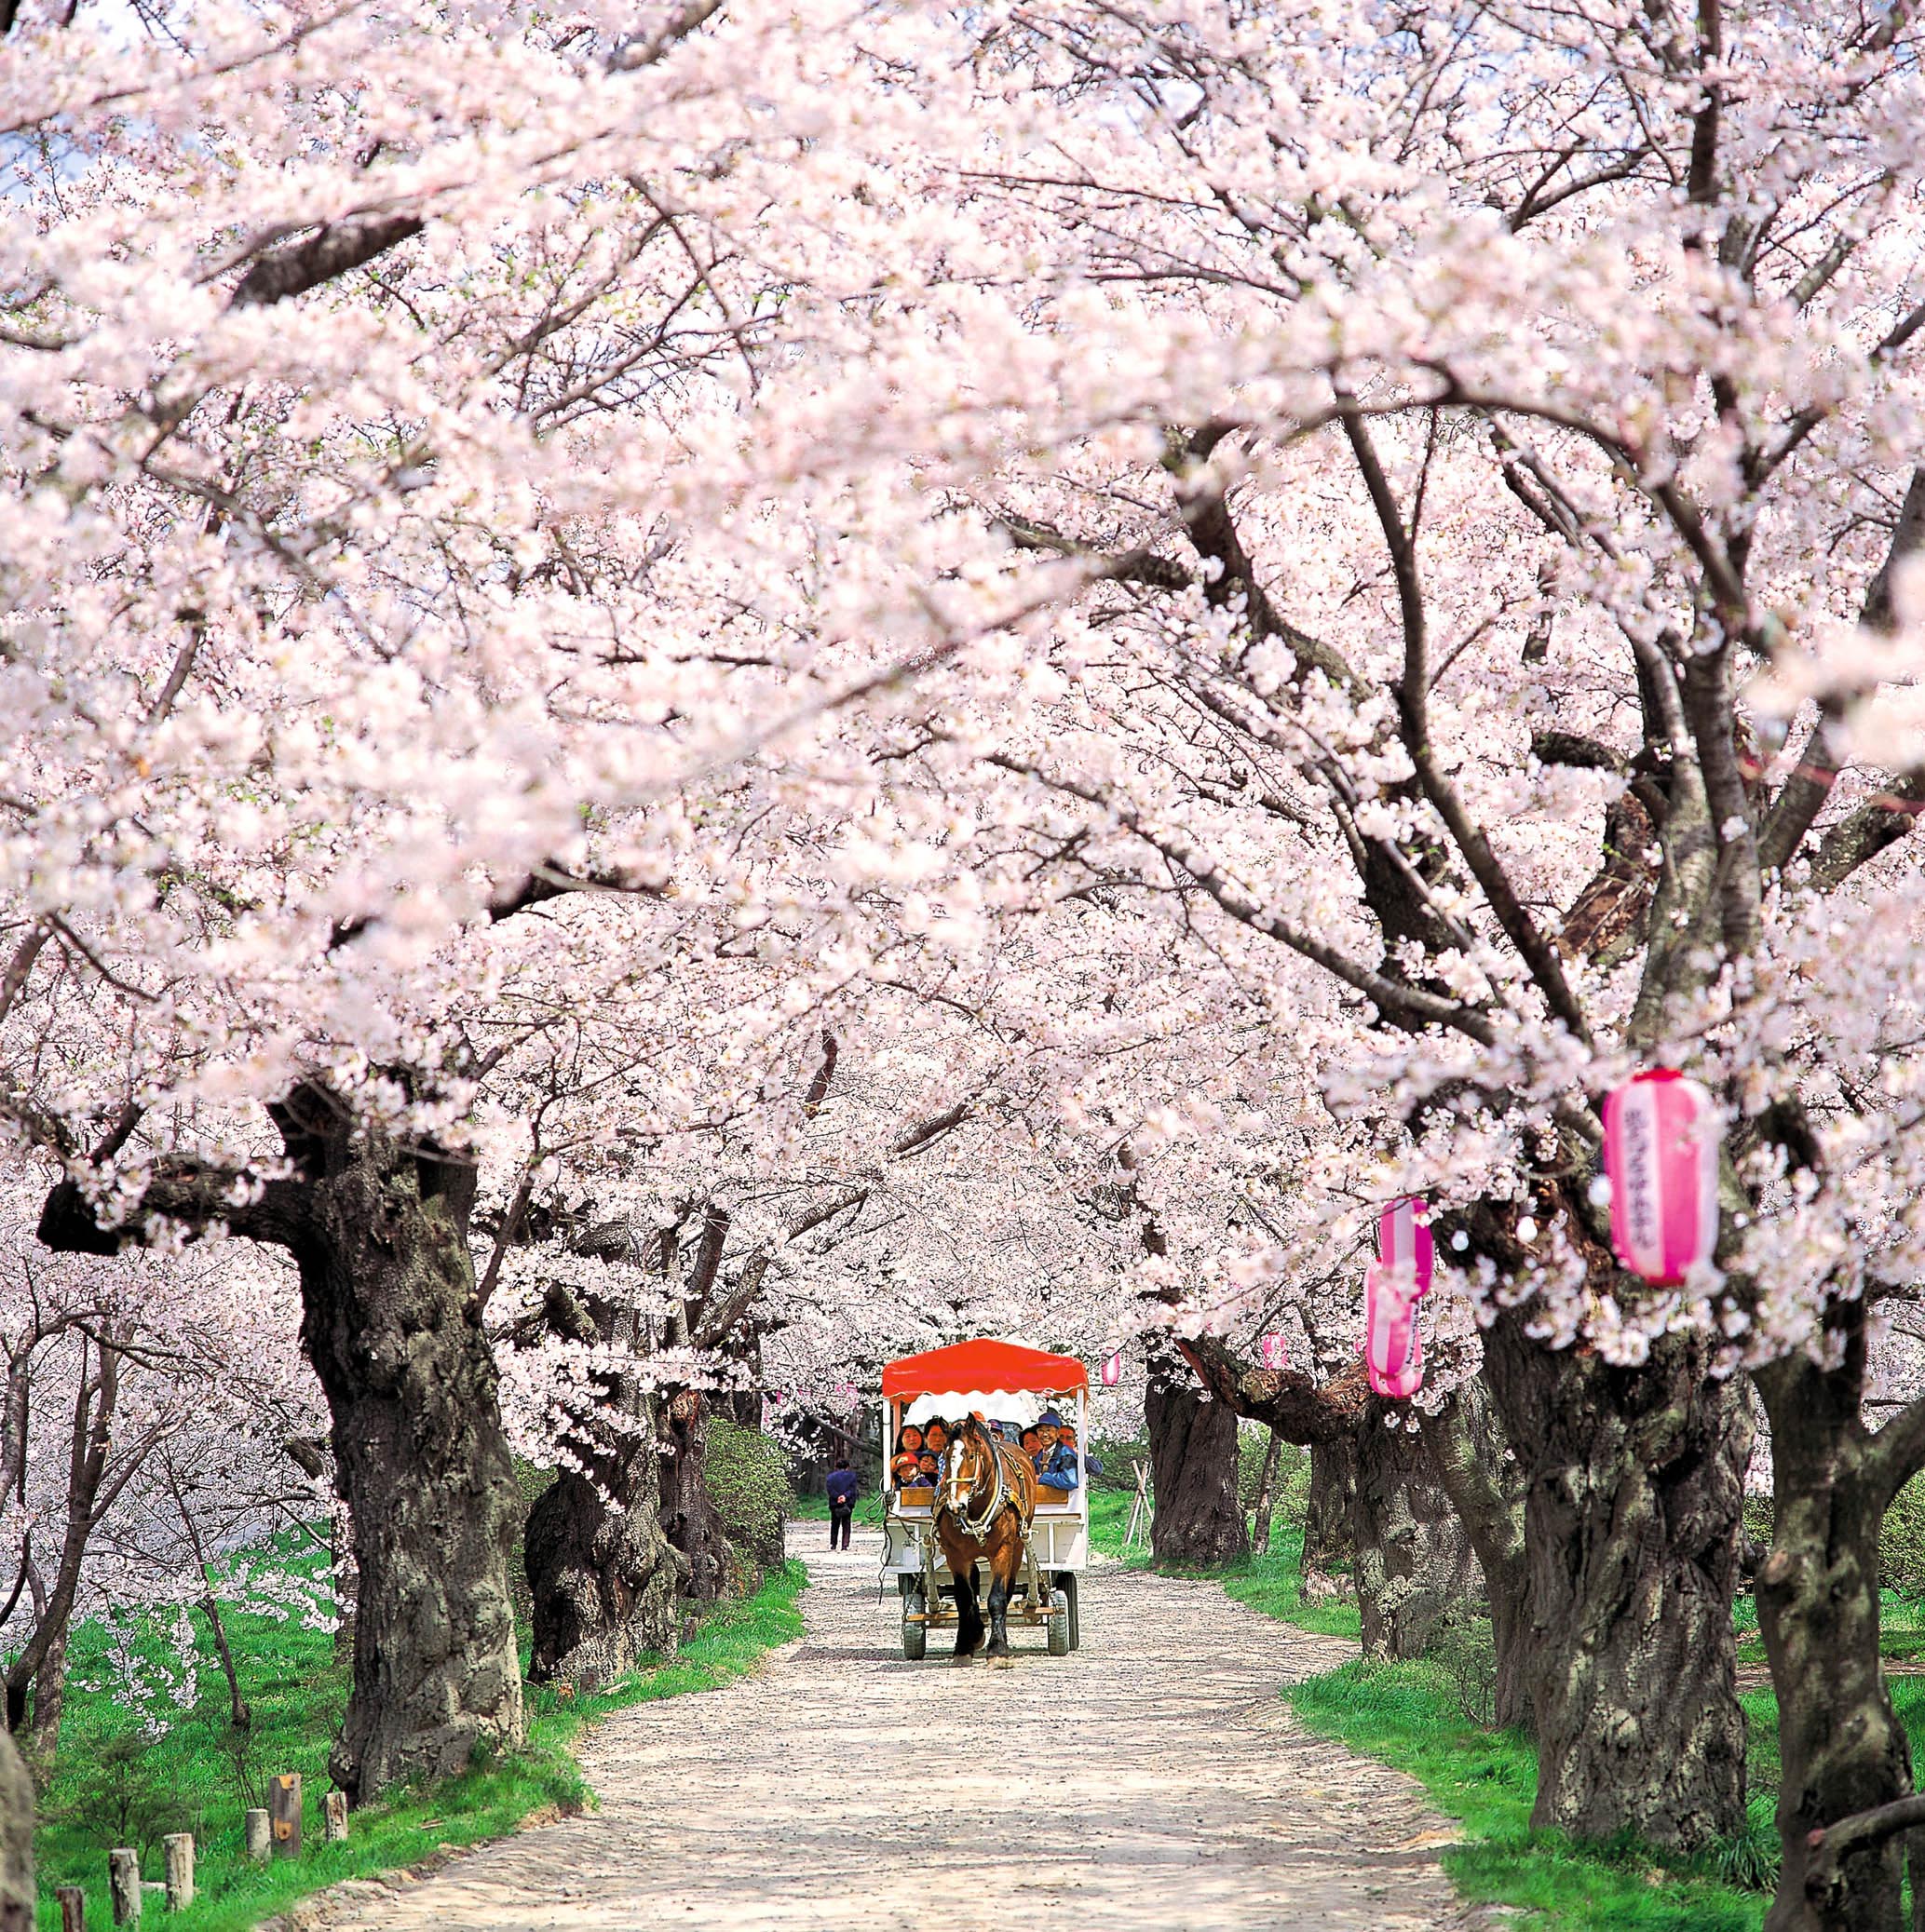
[933,1416,1038,1662]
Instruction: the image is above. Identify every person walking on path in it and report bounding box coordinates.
[826,1455,858,1550]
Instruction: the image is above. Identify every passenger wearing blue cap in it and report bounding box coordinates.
[1033,1410,1080,1493]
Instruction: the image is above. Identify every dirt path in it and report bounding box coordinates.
[301,1527,1469,1931]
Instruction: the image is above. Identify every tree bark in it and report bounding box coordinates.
[1146,1359,1247,1567]
[38,1082,526,1803]
[658,1389,730,1602]
[1352,1398,1482,1661]
[522,1280,686,1686]
[1420,1371,1531,1730]
[1754,1343,1918,1932]
[1251,1427,1283,1555]
[296,1136,524,1800]
[0,1723,29,1932]
[25,1620,67,1759]
[1302,1435,1357,1592]
[1483,1308,1749,1852]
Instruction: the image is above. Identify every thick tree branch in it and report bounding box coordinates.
[37,1162,313,1256]
[1759,467,1925,872]
[228,216,425,309]
[980,747,1497,1044]
[1176,1331,1367,1445]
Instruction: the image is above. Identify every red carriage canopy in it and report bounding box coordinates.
[880,1339,1089,1401]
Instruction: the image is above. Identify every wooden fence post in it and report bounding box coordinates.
[56,1884,85,1931]
[162,1832,194,1911]
[108,1848,141,1924]
[324,1790,348,1842]
[244,1807,271,1862]
[270,1772,302,1858]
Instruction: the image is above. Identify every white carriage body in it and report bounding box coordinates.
[876,1339,1091,1657]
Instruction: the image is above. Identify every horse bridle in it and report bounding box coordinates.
[940,1425,1007,1539]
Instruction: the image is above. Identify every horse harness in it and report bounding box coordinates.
[942,1433,1020,1539]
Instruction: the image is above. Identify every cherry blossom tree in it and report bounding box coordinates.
[793,0,1925,1908]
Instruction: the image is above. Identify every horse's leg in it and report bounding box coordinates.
[984,1547,1012,1658]
[952,1561,983,1661]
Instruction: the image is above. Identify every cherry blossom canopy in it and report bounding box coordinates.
[881,1339,1089,1400]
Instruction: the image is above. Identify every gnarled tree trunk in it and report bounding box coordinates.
[523,1277,686,1686]
[0,1723,28,1932]
[294,1136,524,1800]
[527,1457,685,1685]
[659,1389,730,1602]
[1302,1434,1357,1596]
[1483,1308,1748,1852]
[1353,1398,1481,1660]
[1146,1359,1247,1567]
[40,1080,526,1804]
[1754,1341,1919,1932]
[1420,1371,1530,1730]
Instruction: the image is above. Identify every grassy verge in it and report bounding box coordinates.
[33,1558,806,1931]
[1119,1517,1769,1932]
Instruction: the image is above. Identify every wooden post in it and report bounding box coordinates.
[270,1772,302,1858]
[162,1833,194,1911]
[1124,1459,1154,1551]
[56,1885,85,1931]
[244,1808,271,1862]
[108,1848,141,1924]
[324,1790,348,1842]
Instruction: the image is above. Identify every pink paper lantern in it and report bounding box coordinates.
[1259,1332,1290,1371]
[1378,1196,1434,1297]
[1100,1351,1122,1387]
[1602,1069,1720,1286]
[1364,1260,1424,1398]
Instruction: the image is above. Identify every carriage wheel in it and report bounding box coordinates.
[1055,1571,1081,1651]
[901,1590,928,1661]
[1046,1587,1071,1656]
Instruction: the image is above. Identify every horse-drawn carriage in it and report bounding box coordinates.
[879,1339,1089,1661]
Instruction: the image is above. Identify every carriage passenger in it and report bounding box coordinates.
[1033,1411,1080,1493]
[891,1425,928,1490]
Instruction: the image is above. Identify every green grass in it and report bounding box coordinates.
[31,1554,806,1931]
[1290,1661,1765,1930]
[788,1489,887,1528]
[1119,1518,1766,1932]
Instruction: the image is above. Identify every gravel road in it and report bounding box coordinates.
[298,1524,1469,1931]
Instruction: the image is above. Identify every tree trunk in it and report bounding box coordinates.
[299,1142,525,1801]
[41,1091,528,1804]
[1352,1398,1482,1660]
[526,1464,685,1686]
[200,1593,251,1731]
[1420,1371,1531,1731]
[0,1723,30,1932]
[1251,1427,1283,1555]
[25,1620,67,1759]
[1483,1309,1749,1852]
[1755,1350,1915,1932]
[1303,1434,1357,1593]
[1146,1361,1247,1567]
[659,1390,730,1602]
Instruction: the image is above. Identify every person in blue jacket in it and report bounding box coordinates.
[1033,1412,1080,1493]
[825,1455,858,1549]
